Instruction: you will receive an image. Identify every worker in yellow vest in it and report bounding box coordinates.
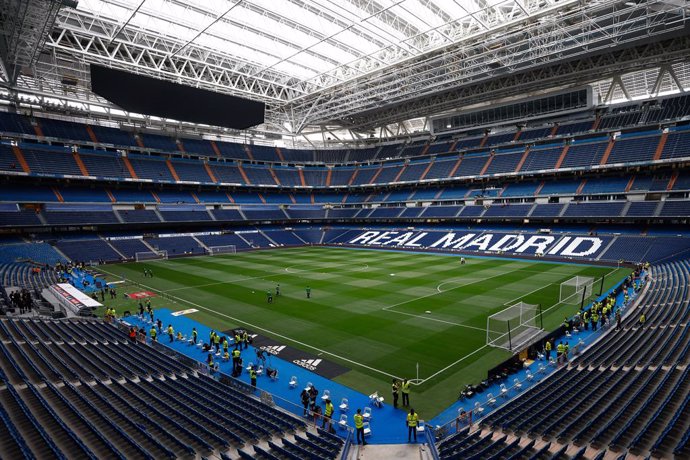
[401,379,410,407]
[149,326,157,342]
[407,408,419,442]
[167,324,174,343]
[354,409,365,445]
[544,340,552,360]
[249,367,257,387]
[322,399,334,430]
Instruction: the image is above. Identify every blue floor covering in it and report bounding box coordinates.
[120,273,641,445]
[122,309,420,444]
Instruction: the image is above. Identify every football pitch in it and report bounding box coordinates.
[102,246,626,416]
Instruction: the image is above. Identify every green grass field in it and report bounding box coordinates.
[99,247,627,416]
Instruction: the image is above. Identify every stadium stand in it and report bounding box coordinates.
[448,260,690,460]
[0,317,346,459]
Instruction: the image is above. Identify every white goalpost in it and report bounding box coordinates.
[559,276,594,305]
[135,250,168,262]
[207,245,237,256]
[487,302,543,351]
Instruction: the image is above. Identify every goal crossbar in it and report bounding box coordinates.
[208,245,237,256]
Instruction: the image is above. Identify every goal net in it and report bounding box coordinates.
[208,245,236,256]
[559,276,594,305]
[487,302,543,351]
[135,250,168,262]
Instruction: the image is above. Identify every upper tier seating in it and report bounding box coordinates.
[21,146,82,176]
[660,128,690,160]
[607,133,660,164]
[561,138,609,168]
[561,201,626,217]
[38,117,92,142]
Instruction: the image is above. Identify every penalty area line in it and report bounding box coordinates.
[383,309,486,332]
[99,267,401,381]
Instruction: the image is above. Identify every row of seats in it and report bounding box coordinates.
[0,317,339,459]
[444,260,690,459]
[5,226,690,266]
[0,169,686,208]
[3,93,690,165]
[2,199,689,230]
[0,264,60,290]
[2,128,689,186]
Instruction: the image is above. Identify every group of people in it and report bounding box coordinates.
[138,299,154,322]
[266,284,312,303]
[391,378,411,409]
[103,307,117,323]
[8,289,33,314]
[94,287,117,302]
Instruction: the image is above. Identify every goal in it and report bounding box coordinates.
[208,245,237,256]
[487,302,543,351]
[559,276,594,305]
[135,250,168,262]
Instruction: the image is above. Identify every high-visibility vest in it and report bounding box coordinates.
[325,403,334,417]
[232,349,240,358]
[192,330,197,339]
[557,343,565,354]
[167,326,173,335]
[150,328,157,338]
[402,381,410,394]
[354,414,364,429]
[407,413,419,427]
[640,315,646,324]
[213,335,220,344]
[235,334,241,344]
[249,369,257,379]
[242,332,248,342]
[223,341,229,351]
[545,341,551,351]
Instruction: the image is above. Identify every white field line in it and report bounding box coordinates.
[379,268,544,334]
[165,272,283,292]
[503,283,553,306]
[417,345,490,385]
[100,267,402,381]
[105,262,626,385]
[384,309,486,332]
[163,263,369,293]
[284,263,369,274]
[538,267,624,317]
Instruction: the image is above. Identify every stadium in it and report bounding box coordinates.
[0,0,689,458]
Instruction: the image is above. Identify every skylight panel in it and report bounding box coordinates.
[401,0,447,29]
[78,0,136,22]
